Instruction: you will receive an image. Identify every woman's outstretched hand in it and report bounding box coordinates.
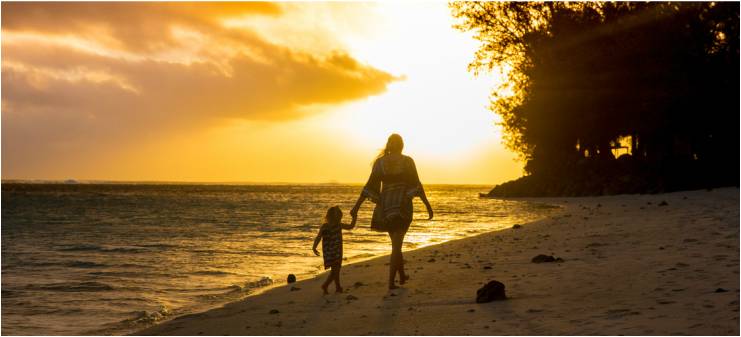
[425,202,434,220]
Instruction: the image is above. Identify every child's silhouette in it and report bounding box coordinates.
[312,206,357,294]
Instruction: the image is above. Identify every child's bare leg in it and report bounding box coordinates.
[321,269,332,294]
[332,264,343,293]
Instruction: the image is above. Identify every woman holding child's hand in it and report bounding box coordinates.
[350,134,433,290]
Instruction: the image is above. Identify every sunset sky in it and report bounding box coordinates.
[2,2,522,184]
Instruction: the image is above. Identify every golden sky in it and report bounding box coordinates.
[1,2,522,184]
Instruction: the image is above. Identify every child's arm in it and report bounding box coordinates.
[341,215,357,230]
[312,229,322,256]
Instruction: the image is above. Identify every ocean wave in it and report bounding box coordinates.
[347,238,383,244]
[57,244,147,253]
[66,260,107,268]
[2,289,23,298]
[87,270,187,279]
[136,243,178,250]
[8,260,108,269]
[194,277,273,301]
[188,270,239,276]
[58,244,102,251]
[104,246,148,253]
[26,281,115,292]
[245,276,273,289]
[122,305,172,325]
[189,249,292,257]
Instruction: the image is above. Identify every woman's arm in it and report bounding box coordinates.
[350,195,366,219]
[351,159,382,218]
[341,216,357,230]
[408,157,433,220]
[418,185,433,220]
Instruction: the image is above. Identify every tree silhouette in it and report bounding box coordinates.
[452,2,739,196]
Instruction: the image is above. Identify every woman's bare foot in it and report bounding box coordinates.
[335,287,343,293]
[321,284,329,295]
[388,284,399,290]
[400,274,410,285]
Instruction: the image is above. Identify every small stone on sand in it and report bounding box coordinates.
[531,254,558,263]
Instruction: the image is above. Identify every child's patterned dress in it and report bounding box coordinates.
[320,223,342,269]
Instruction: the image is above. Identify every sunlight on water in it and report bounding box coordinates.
[1,184,557,335]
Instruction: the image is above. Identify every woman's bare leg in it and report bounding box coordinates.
[388,229,406,289]
[391,229,409,284]
[388,231,399,289]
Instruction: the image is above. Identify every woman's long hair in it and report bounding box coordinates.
[378,133,404,159]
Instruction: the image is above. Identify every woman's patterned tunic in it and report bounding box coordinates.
[361,154,423,232]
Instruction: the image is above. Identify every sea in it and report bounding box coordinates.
[1,183,557,335]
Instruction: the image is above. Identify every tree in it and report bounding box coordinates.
[452,2,739,195]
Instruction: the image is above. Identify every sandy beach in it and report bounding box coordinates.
[136,188,739,335]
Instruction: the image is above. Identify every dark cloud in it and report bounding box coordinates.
[1,2,398,178]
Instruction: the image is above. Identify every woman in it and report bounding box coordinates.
[350,134,433,290]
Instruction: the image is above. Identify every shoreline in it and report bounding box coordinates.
[123,202,558,335]
[136,188,739,335]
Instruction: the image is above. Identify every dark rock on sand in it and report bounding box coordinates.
[476,280,506,303]
[287,274,297,283]
[659,201,669,206]
[269,309,280,314]
[513,224,522,229]
[353,281,366,288]
[290,286,301,291]
[531,254,562,263]
[427,258,436,263]
[715,288,729,293]
[346,294,359,301]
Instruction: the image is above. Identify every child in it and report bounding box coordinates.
[312,206,356,294]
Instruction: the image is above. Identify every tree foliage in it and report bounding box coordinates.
[452,2,739,195]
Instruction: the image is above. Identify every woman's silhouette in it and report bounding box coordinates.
[350,134,433,289]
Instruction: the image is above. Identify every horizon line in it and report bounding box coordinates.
[0,178,498,187]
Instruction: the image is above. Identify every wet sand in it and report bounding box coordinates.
[136,188,739,335]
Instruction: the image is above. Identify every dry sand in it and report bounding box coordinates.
[136,188,739,335]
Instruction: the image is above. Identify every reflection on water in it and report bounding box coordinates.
[1,183,556,335]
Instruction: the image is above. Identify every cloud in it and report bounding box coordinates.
[1,2,398,178]
[1,2,281,51]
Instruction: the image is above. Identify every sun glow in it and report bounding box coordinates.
[236,2,512,160]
